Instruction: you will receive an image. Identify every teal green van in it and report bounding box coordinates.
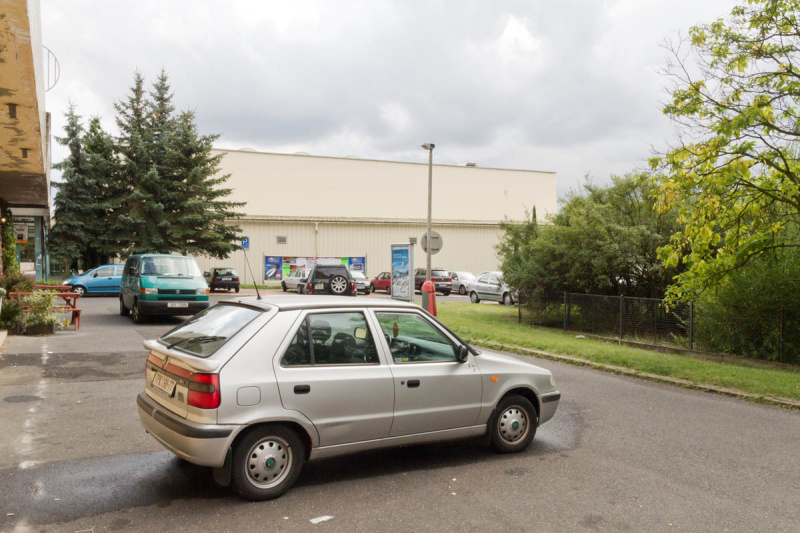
[119,254,210,323]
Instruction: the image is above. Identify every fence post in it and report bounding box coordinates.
[619,294,624,345]
[689,301,694,351]
[779,307,785,364]
[563,292,567,330]
[518,294,521,324]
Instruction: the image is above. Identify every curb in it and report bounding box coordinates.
[469,339,800,411]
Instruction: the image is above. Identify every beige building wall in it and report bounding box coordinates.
[193,218,503,283]
[212,149,557,223]
[192,149,555,284]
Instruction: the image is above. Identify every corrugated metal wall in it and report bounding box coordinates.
[192,219,502,283]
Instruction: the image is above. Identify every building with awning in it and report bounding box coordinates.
[0,0,51,280]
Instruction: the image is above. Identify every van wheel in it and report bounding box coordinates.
[119,297,130,316]
[132,300,147,324]
[231,425,305,501]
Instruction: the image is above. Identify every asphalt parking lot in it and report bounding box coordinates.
[1,292,799,531]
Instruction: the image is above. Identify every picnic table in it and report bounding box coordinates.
[9,290,82,330]
[33,285,73,292]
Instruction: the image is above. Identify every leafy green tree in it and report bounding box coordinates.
[1,206,19,276]
[654,0,800,301]
[498,174,682,301]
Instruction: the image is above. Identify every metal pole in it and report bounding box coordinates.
[779,307,785,364]
[619,294,624,345]
[563,291,568,330]
[426,146,433,282]
[689,301,694,350]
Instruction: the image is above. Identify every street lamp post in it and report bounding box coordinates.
[421,143,435,282]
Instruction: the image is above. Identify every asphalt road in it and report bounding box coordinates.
[0,293,798,532]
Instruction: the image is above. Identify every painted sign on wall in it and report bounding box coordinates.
[266,256,366,280]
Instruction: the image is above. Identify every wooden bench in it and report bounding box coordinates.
[9,291,82,330]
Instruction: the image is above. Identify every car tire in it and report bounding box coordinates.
[132,300,147,324]
[490,395,537,454]
[72,285,86,296]
[119,296,130,316]
[231,424,305,501]
[235,286,240,293]
[442,290,451,296]
[281,282,287,292]
[387,285,391,294]
[370,283,375,293]
[503,292,513,306]
[470,291,480,303]
[458,284,467,295]
[329,275,348,295]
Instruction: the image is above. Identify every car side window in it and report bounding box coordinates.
[375,313,456,363]
[281,312,379,366]
[451,273,458,281]
[478,273,490,283]
[96,267,114,277]
[489,274,500,284]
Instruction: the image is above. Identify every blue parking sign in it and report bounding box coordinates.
[241,237,249,249]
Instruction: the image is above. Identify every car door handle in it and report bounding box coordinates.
[407,380,420,388]
[294,385,311,394]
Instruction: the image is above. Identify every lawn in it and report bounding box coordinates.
[437,302,800,403]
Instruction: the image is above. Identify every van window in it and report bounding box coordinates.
[141,256,202,276]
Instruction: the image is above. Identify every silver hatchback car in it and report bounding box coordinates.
[137,296,560,500]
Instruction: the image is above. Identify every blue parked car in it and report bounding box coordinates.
[62,264,124,296]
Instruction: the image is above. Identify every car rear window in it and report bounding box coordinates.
[314,267,348,280]
[431,270,449,278]
[159,304,264,357]
[215,268,237,276]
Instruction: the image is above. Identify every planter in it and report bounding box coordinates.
[23,322,56,336]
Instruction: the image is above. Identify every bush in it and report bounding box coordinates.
[21,291,59,328]
[0,273,33,294]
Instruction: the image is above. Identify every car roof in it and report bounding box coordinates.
[223,295,420,312]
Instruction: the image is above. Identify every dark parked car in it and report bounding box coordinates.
[299,264,356,296]
[205,268,241,293]
[414,268,452,295]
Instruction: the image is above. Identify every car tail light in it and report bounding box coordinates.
[306,283,313,294]
[448,277,453,282]
[213,277,220,282]
[233,277,239,282]
[351,281,356,292]
[188,373,220,409]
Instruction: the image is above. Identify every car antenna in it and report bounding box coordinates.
[241,243,262,300]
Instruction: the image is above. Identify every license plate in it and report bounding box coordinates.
[152,372,177,396]
[167,302,189,308]
[315,282,325,289]
[222,277,232,281]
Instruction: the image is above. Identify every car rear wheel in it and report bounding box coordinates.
[72,285,86,296]
[232,425,305,501]
[503,292,513,305]
[458,284,467,295]
[281,282,287,292]
[470,291,480,303]
[490,395,537,453]
[132,300,147,324]
[235,286,240,293]
[329,275,348,295]
[119,297,130,316]
[442,290,451,296]
[387,285,392,294]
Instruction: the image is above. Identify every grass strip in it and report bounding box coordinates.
[437,302,800,404]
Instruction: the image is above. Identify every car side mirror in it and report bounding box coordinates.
[92,272,99,278]
[204,271,210,277]
[456,345,469,363]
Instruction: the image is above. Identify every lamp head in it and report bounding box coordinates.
[421,143,435,150]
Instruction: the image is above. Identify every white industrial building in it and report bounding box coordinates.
[192,149,557,283]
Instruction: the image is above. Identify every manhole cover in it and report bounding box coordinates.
[3,395,42,403]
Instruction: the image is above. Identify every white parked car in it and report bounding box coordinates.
[351,270,371,294]
[281,268,309,292]
[137,296,561,500]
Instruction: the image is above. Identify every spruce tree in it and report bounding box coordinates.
[49,106,103,270]
[83,117,119,261]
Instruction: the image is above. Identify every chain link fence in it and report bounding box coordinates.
[521,292,799,365]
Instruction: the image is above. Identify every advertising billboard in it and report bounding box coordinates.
[265,256,283,280]
[390,244,413,302]
[266,256,366,281]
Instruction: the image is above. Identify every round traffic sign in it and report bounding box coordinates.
[421,231,443,254]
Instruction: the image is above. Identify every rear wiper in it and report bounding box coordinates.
[167,335,227,349]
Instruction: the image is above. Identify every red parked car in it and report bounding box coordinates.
[370,272,392,293]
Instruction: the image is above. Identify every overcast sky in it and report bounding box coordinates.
[41,0,736,199]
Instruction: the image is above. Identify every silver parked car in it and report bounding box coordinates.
[470,271,515,305]
[351,270,371,294]
[281,268,308,292]
[137,296,560,500]
[450,271,477,295]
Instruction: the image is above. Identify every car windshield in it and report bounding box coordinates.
[160,304,264,357]
[141,256,202,277]
[351,271,366,279]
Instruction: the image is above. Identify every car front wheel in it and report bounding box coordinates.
[72,285,86,296]
[470,291,480,303]
[458,284,467,295]
[490,395,537,453]
[231,425,305,501]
